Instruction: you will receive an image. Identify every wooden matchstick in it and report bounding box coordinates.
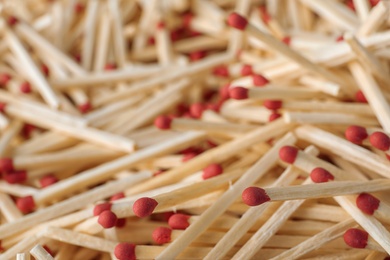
[29,244,54,260]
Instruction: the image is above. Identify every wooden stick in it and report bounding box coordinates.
[29,244,53,260]
[357,1,390,36]
[270,218,356,260]
[5,27,59,109]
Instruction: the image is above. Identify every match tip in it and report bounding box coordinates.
[189,103,205,118]
[93,202,112,216]
[110,192,125,202]
[242,186,270,206]
[98,210,118,229]
[355,90,368,103]
[310,167,334,183]
[133,197,158,218]
[0,73,11,86]
[229,87,248,100]
[154,115,172,130]
[152,227,172,244]
[104,63,117,71]
[356,193,380,215]
[4,170,27,184]
[263,100,282,110]
[369,132,390,151]
[219,83,231,100]
[345,125,368,144]
[269,112,281,122]
[156,21,165,29]
[168,213,190,230]
[7,16,18,26]
[202,163,223,180]
[241,64,253,76]
[343,228,368,249]
[252,74,269,87]
[279,146,298,164]
[78,102,92,114]
[16,195,35,214]
[114,243,136,260]
[39,174,58,188]
[20,81,32,94]
[0,158,14,172]
[0,103,5,113]
[227,12,248,30]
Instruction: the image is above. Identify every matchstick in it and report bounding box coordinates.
[29,244,54,260]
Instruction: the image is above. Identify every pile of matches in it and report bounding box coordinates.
[1,0,390,259]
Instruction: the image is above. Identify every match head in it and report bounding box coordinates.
[310,167,334,183]
[355,90,368,103]
[212,65,229,78]
[369,132,390,151]
[133,197,158,218]
[3,170,27,184]
[104,63,117,71]
[242,186,270,206]
[154,115,172,130]
[98,210,118,229]
[279,146,299,164]
[39,174,58,188]
[0,158,14,172]
[282,36,291,46]
[16,195,35,214]
[0,73,11,86]
[241,64,253,76]
[20,81,32,94]
[229,87,248,100]
[227,12,248,30]
[168,213,190,230]
[110,192,125,202]
[152,227,172,244]
[252,74,269,87]
[0,103,5,113]
[7,16,18,26]
[114,243,136,260]
[219,83,231,100]
[189,51,207,61]
[116,218,127,228]
[263,100,282,110]
[343,228,368,249]
[269,112,281,122]
[345,125,368,144]
[189,103,205,118]
[356,193,380,215]
[202,163,223,180]
[41,64,50,77]
[93,202,112,216]
[78,102,92,114]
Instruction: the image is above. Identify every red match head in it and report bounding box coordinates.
[3,170,27,184]
[336,35,344,42]
[93,202,112,216]
[212,65,229,78]
[7,16,18,26]
[182,152,198,162]
[189,103,205,118]
[219,83,231,100]
[263,100,282,110]
[41,64,50,77]
[282,36,291,46]
[20,81,32,94]
[356,193,380,215]
[114,243,136,260]
[242,186,270,206]
[0,103,5,113]
[343,228,368,249]
[258,5,271,24]
[74,2,85,13]
[345,125,368,144]
[229,87,248,100]
[0,158,14,172]
[98,210,118,229]
[16,195,35,214]
[133,197,158,218]
[310,167,334,183]
[0,73,11,86]
[168,213,190,230]
[39,174,58,188]
[189,51,207,61]
[152,227,172,244]
[110,192,125,202]
[116,218,127,228]
[269,112,281,122]
[252,74,269,87]
[279,146,298,164]
[104,63,117,71]
[156,21,165,30]
[154,115,172,130]
[369,132,390,151]
[355,90,368,103]
[78,102,92,114]
[227,12,248,30]
[202,163,223,180]
[241,64,253,76]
